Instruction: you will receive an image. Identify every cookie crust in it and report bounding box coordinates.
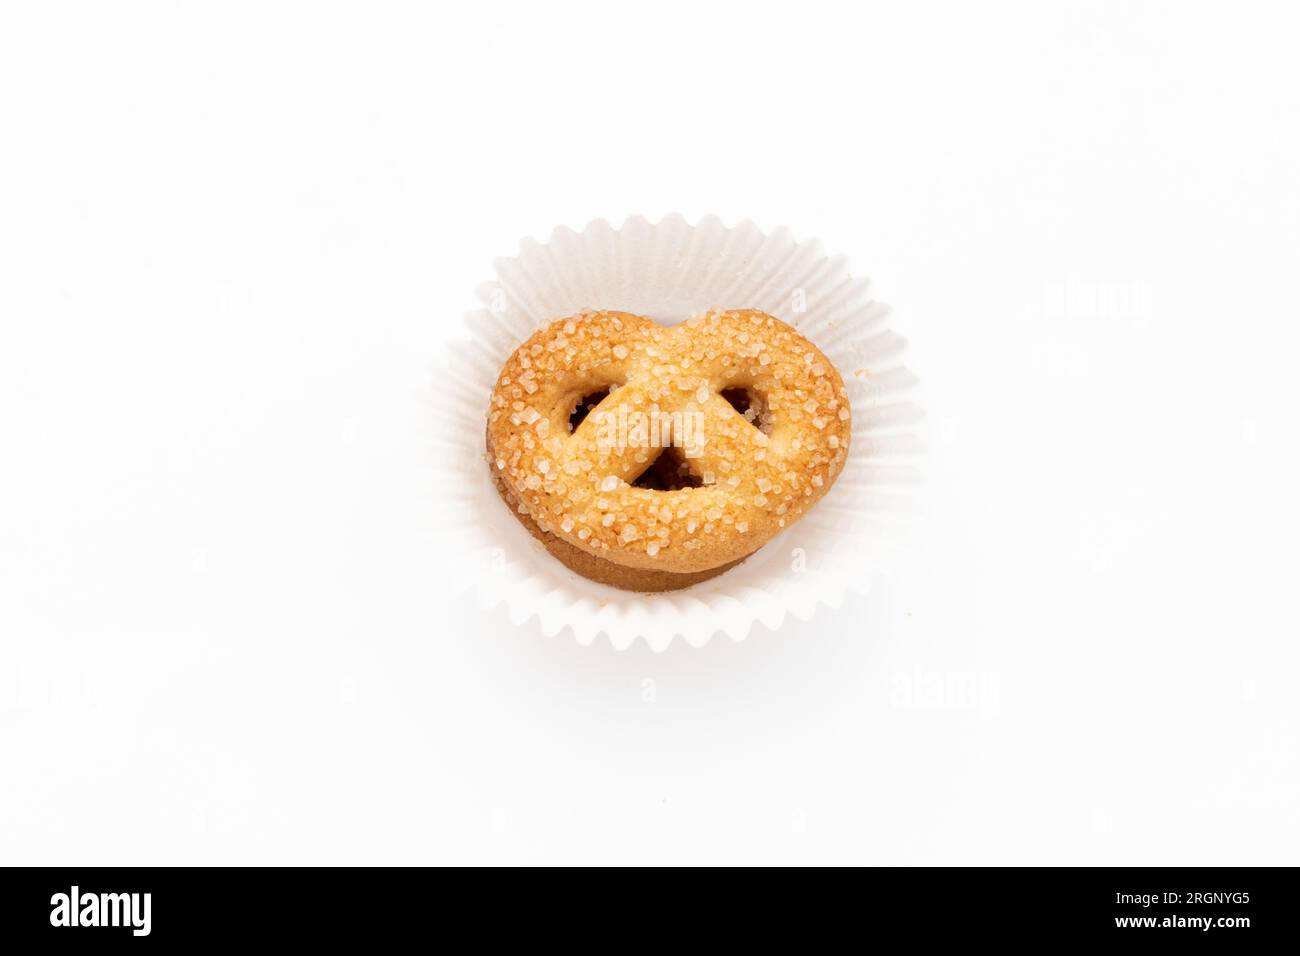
[485,309,851,579]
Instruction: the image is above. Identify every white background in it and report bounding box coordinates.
[2,1,1297,865]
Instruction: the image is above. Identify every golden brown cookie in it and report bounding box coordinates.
[486,309,851,590]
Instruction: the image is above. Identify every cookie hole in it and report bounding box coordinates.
[630,447,703,492]
[721,386,773,434]
[568,388,611,432]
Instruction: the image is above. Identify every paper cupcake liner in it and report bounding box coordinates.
[434,214,924,651]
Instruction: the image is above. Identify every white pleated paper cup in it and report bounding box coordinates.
[434,214,923,651]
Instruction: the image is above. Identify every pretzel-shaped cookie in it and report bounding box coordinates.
[486,309,851,574]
